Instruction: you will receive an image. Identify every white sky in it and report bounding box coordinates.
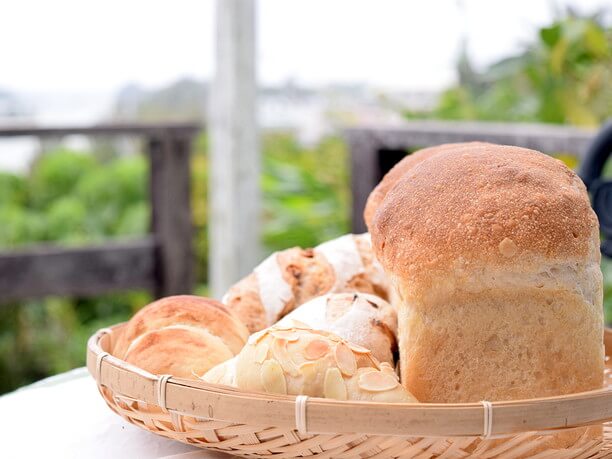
[0,0,609,93]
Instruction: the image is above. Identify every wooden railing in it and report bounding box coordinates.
[0,122,200,302]
[345,120,595,233]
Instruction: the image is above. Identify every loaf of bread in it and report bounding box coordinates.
[279,292,397,364]
[113,295,249,379]
[371,143,604,405]
[202,321,417,402]
[223,233,389,333]
[363,142,490,230]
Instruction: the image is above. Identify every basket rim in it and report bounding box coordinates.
[87,323,612,438]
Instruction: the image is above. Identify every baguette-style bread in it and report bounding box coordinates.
[279,292,397,364]
[202,321,417,403]
[363,142,490,230]
[223,233,389,333]
[371,143,604,405]
[113,295,249,379]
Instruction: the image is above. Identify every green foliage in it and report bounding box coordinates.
[407,13,611,127]
[0,149,155,393]
[0,172,27,206]
[262,134,349,249]
[29,149,97,208]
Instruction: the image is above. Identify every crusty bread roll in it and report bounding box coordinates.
[113,295,249,379]
[223,233,389,333]
[202,321,417,402]
[371,143,604,406]
[279,292,397,364]
[363,142,491,230]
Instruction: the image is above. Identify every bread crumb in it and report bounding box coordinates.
[498,238,518,257]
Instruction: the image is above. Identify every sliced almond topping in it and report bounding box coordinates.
[348,342,371,354]
[304,339,331,360]
[270,330,301,342]
[261,359,287,394]
[380,362,399,380]
[299,361,317,375]
[286,319,311,330]
[334,343,357,376]
[358,370,399,392]
[299,361,317,393]
[248,330,268,345]
[362,353,381,370]
[379,362,398,378]
[254,343,269,363]
[272,338,299,376]
[324,367,347,400]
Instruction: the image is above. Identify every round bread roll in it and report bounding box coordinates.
[279,292,397,364]
[203,321,417,403]
[363,142,491,230]
[114,295,249,379]
[371,143,604,405]
[223,233,389,333]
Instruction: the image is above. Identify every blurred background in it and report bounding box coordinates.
[0,0,610,394]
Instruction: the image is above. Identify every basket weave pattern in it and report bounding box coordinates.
[88,325,612,458]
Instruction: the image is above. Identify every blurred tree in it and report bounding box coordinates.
[407,12,611,127]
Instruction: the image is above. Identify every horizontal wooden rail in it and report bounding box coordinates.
[0,122,200,301]
[345,120,594,158]
[345,120,596,232]
[0,238,157,302]
[0,122,200,138]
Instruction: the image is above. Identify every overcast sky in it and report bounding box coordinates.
[0,0,609,93]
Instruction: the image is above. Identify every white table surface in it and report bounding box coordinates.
[0,368,235,459]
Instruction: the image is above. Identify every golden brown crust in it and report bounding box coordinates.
[114,295,249,359]
[372,143,599,295]
[223,273,272,333]
[363,142,490,229]
[124,326,234,379]
[278,248,334,307]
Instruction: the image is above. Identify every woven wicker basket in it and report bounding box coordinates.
[88,324,612,458]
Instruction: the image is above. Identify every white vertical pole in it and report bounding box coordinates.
[209,0,261,299]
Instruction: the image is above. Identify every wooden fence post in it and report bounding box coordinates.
[148,133,194,297]
[209,0,261,299]
[348,131,380,234]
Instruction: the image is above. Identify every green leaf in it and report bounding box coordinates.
[540,24,561,48]
[550,38,569,75]
[584,22,609,57]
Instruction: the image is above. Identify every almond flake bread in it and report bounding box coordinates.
[223,233,389,333]
[113,295,249,379]
[279,292,397,364]
[371,143,604,404]
[202,321,417,403]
